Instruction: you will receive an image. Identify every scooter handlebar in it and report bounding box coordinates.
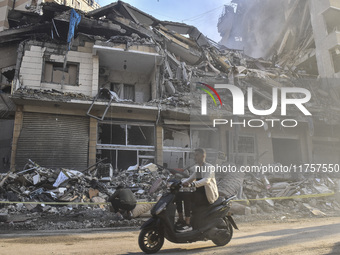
[155,164,189,178]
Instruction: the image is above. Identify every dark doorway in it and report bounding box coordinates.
[272,138,302,165]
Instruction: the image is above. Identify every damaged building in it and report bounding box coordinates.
[0,0,100,173]
[0,0,339,184]
[0,0,220,172]
[218,0,340,167]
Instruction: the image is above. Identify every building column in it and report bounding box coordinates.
[88,117,97,167]
[155,125,163,165]
[92,55,99,97]
[10,106,23,171]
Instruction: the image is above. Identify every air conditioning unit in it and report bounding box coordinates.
[97,163,113,181]
[99,67,110,76]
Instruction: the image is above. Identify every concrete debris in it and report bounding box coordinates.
[0,161,171,221]
[240,171,340,217]
[0,213,9,222]
[0,159,339,231]
[165,80,176,95]
[13,88,93,102]
[302,203,326,216]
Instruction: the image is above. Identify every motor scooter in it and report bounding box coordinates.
[138,178,238,254]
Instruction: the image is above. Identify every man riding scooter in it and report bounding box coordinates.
[177,148,219,232]
[138,148,237,254]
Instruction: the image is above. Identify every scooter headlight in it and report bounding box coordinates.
[155,202,167,215]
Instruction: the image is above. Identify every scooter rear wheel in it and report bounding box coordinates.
[212,217,233,246]
[138,228,164,254]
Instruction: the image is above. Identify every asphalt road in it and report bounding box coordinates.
[0,217,340,255]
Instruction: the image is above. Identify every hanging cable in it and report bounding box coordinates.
[182,5,224,22]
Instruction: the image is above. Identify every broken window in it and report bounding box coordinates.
[233,136,255,154]
[138,151,155,166]
[97,149,155,170]
[42,61,78,86]
[1,66,15,93]
[98,122,154,146]
[127,125,154,146]
[163,127,190,148]
[97,121,155,170]
[229,134,256,165]
[111,83,135,101]
[117,150,137,170]
[98,124,126,145]
[163,127,191,169]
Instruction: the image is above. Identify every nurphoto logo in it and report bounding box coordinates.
[198,83,312,128]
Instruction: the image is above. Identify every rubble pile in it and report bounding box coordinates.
[0,159,187,229]
[236,172,340,218]
[110,164,168,201]
[0,160,168,206]
[0,159,339,230]
[0,160,106,205]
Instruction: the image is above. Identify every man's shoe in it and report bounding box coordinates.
[175,219,185,228]
[176,224,193,233]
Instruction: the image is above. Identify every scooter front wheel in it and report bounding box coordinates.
[138,228,164,254]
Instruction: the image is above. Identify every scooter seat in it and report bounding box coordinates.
[211,197,225,207]
[193,196,225,215]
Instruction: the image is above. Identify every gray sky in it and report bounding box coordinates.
[98,0,232,42]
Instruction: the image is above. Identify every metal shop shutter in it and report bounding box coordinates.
[15,112,89,171]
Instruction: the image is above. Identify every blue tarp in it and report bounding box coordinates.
[67,9,81,49]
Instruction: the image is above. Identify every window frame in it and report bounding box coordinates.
[96,121,156,170]
[41,60,79,86]
[229,133,257,166]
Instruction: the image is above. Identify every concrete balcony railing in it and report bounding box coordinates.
[329,0,340,9]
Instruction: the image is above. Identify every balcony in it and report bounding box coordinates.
[322,1,340,34]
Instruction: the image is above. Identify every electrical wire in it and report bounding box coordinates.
[182,5,224,22]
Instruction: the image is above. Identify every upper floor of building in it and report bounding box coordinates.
[0,0,100,32]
